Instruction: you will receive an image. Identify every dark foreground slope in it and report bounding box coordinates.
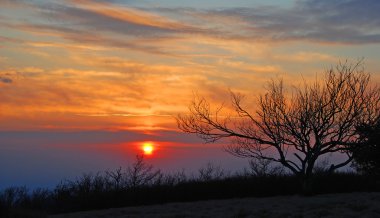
[1,172,379,217]
[51,192,380,218]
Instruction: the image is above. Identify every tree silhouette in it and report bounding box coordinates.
[353,119,380,177]
[126,155,162,188]
[177,61,380,192]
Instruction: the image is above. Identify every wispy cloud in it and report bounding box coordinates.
[2,0,380,47]
[0,70,23,84]
[0,77,12,84]
[199,0,380,44]
[69,0,194,30]
[1,0,379,132]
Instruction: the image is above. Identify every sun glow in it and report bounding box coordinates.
[142,142,154,155]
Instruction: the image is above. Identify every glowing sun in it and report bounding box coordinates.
[142,142,154,155]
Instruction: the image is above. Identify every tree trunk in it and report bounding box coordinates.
[301,176,314,196]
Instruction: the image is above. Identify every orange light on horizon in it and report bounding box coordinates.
[142,142,154,155]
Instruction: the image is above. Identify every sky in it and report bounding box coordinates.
[1,0,380,188]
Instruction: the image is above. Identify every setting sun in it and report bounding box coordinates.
[142,142,154,155]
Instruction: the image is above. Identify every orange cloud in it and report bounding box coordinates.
[0,63,234,131]
[274,52,338,63]
[1,0,379,134]
[70,0,193,30]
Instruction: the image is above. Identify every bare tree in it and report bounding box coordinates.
[126,155,162,188]
[105,167,124,190]
[198,162,227,181]
[177,61,380,191]
[248,158,284,177]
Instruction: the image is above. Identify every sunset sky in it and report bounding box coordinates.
[1,0,380,188]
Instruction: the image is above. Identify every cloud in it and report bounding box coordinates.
[273,52,338,63]
[149,0,380,44]
[0,77,12,84]
[1,0,379,132]
[0,63,232,131]
[69,0,193,30]
[0,71,20,84]
[2,0,380,48]
[203,0,380,44]
[4,22,170,55]
[1,1,181,55]
[34,1,203,39]
[0,0,28,8]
